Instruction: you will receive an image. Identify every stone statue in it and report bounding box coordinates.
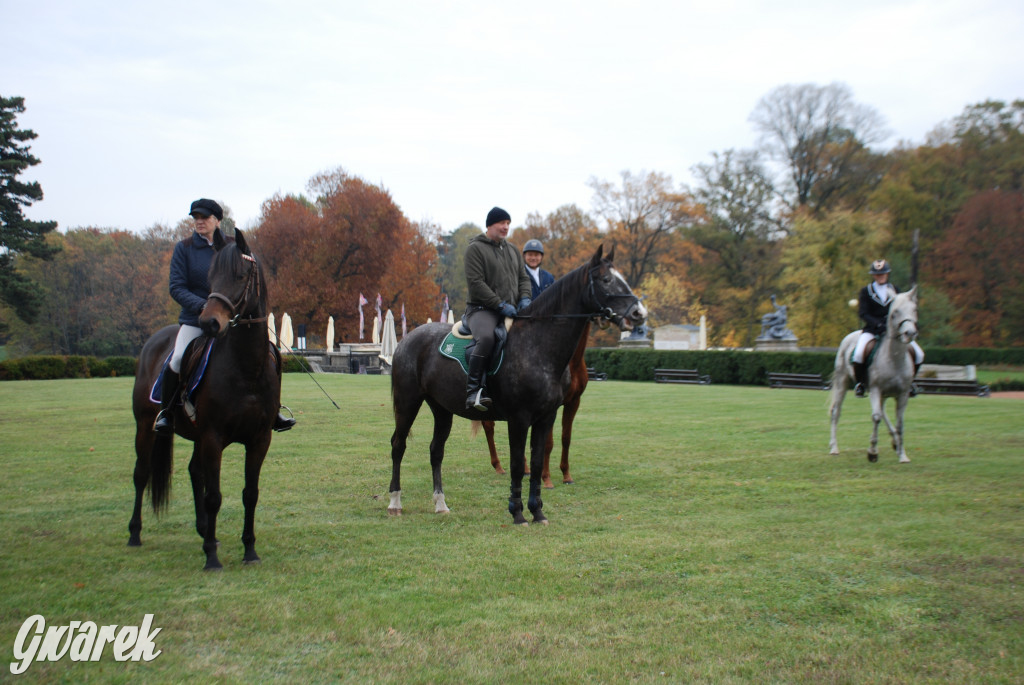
[757,295,796,340]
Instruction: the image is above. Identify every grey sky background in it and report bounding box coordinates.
[5,0,1022,234]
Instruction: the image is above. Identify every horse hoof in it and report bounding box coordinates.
[867,452,878,463]
[542,480,555,490]
[562,479,574,485]
[495,468,506,475]
[127,538,141,547]
[899,456,911,464]
[203,561,223,572]
[242,557,261,565]
[387,508,402,516]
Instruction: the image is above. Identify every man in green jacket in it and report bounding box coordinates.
[463,206,533,411]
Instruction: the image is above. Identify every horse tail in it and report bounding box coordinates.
[470,420,482,438]
[149,433,174,514]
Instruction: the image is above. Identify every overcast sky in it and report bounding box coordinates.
[5,0,1022,235]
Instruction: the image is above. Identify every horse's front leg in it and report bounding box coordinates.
[506,419,530,526]
[428,408,453,513]
[388,396,423,516]
[241,433,271,564]
[197,436,224,570]
[894,394,910,463]
[867,391,883,463]
[528,413,557,525]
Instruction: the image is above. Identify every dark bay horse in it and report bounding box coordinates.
[387,246,646,525]
[128,229,280,570]
[480,320,591,488]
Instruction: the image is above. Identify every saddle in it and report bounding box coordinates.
[151,338,282,423]
[439,318,512,376]
[149,337,216,418]
[850,334,915,369]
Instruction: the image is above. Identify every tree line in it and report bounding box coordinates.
[2,84,1022,357]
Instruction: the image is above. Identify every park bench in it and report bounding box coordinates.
[914,378,990,397]
[654,368,711,385]
[767,372,830,390]
[587,367,607,381]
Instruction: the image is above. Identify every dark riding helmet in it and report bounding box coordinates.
[522,239,544,255]
[869,259,891,275]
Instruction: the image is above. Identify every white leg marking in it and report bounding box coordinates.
[433,492,450,514]
[387,491,402,515]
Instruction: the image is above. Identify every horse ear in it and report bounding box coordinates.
[590,244,604,267]
[908,284,918,302]
[234,228,249,254]
[605,244,615,262]
[213,229,226,251]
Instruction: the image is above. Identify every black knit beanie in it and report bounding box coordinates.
[486,206,511,227]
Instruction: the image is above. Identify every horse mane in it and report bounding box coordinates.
[521,261,592,318]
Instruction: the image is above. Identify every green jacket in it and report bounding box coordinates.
[465,233,532,310]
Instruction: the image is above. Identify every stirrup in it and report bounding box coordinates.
[854,383,866,398]
[467,389,492,412]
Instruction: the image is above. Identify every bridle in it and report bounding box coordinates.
[206,252,267,327]
[516,263,641,326]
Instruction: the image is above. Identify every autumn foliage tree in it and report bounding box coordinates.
[253,169,436,343]
[932,190,1024,346]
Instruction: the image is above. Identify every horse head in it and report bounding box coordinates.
[586,245,648,331]
[887,285,919,346]
[199,229,265,337]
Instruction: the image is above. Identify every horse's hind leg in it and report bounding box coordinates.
[187,444,210,539]
[388,396,423,516]
[241,436,271,563]
[482,420,505,475]
[128,422,153,546]
[558,392,583,485]
[428,404,453,514]
[829,369,849,455]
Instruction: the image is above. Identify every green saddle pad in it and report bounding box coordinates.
[439,332,503,375]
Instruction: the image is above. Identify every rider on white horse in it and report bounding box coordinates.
[851,259,925,398]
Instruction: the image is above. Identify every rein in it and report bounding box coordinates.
[516,265,639,326]
[206,252,267,327]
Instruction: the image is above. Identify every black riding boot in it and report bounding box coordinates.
[466,354,492,411]
[853,362,868,398]
[153,370,180,435]
[273,409,296,432]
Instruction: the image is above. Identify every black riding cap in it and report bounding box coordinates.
[869,259,891,274]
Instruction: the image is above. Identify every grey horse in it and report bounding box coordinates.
[829,286,919,463]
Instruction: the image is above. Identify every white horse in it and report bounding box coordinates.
[829,286,918,463]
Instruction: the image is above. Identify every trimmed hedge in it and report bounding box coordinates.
[921,348,1024,365]
[584,348,836,385]
[0,355,138,381]
[585,347,1024,386]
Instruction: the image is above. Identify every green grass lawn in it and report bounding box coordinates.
[1,376,1022,683]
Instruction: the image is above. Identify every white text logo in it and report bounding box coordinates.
[10,614,162,675]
